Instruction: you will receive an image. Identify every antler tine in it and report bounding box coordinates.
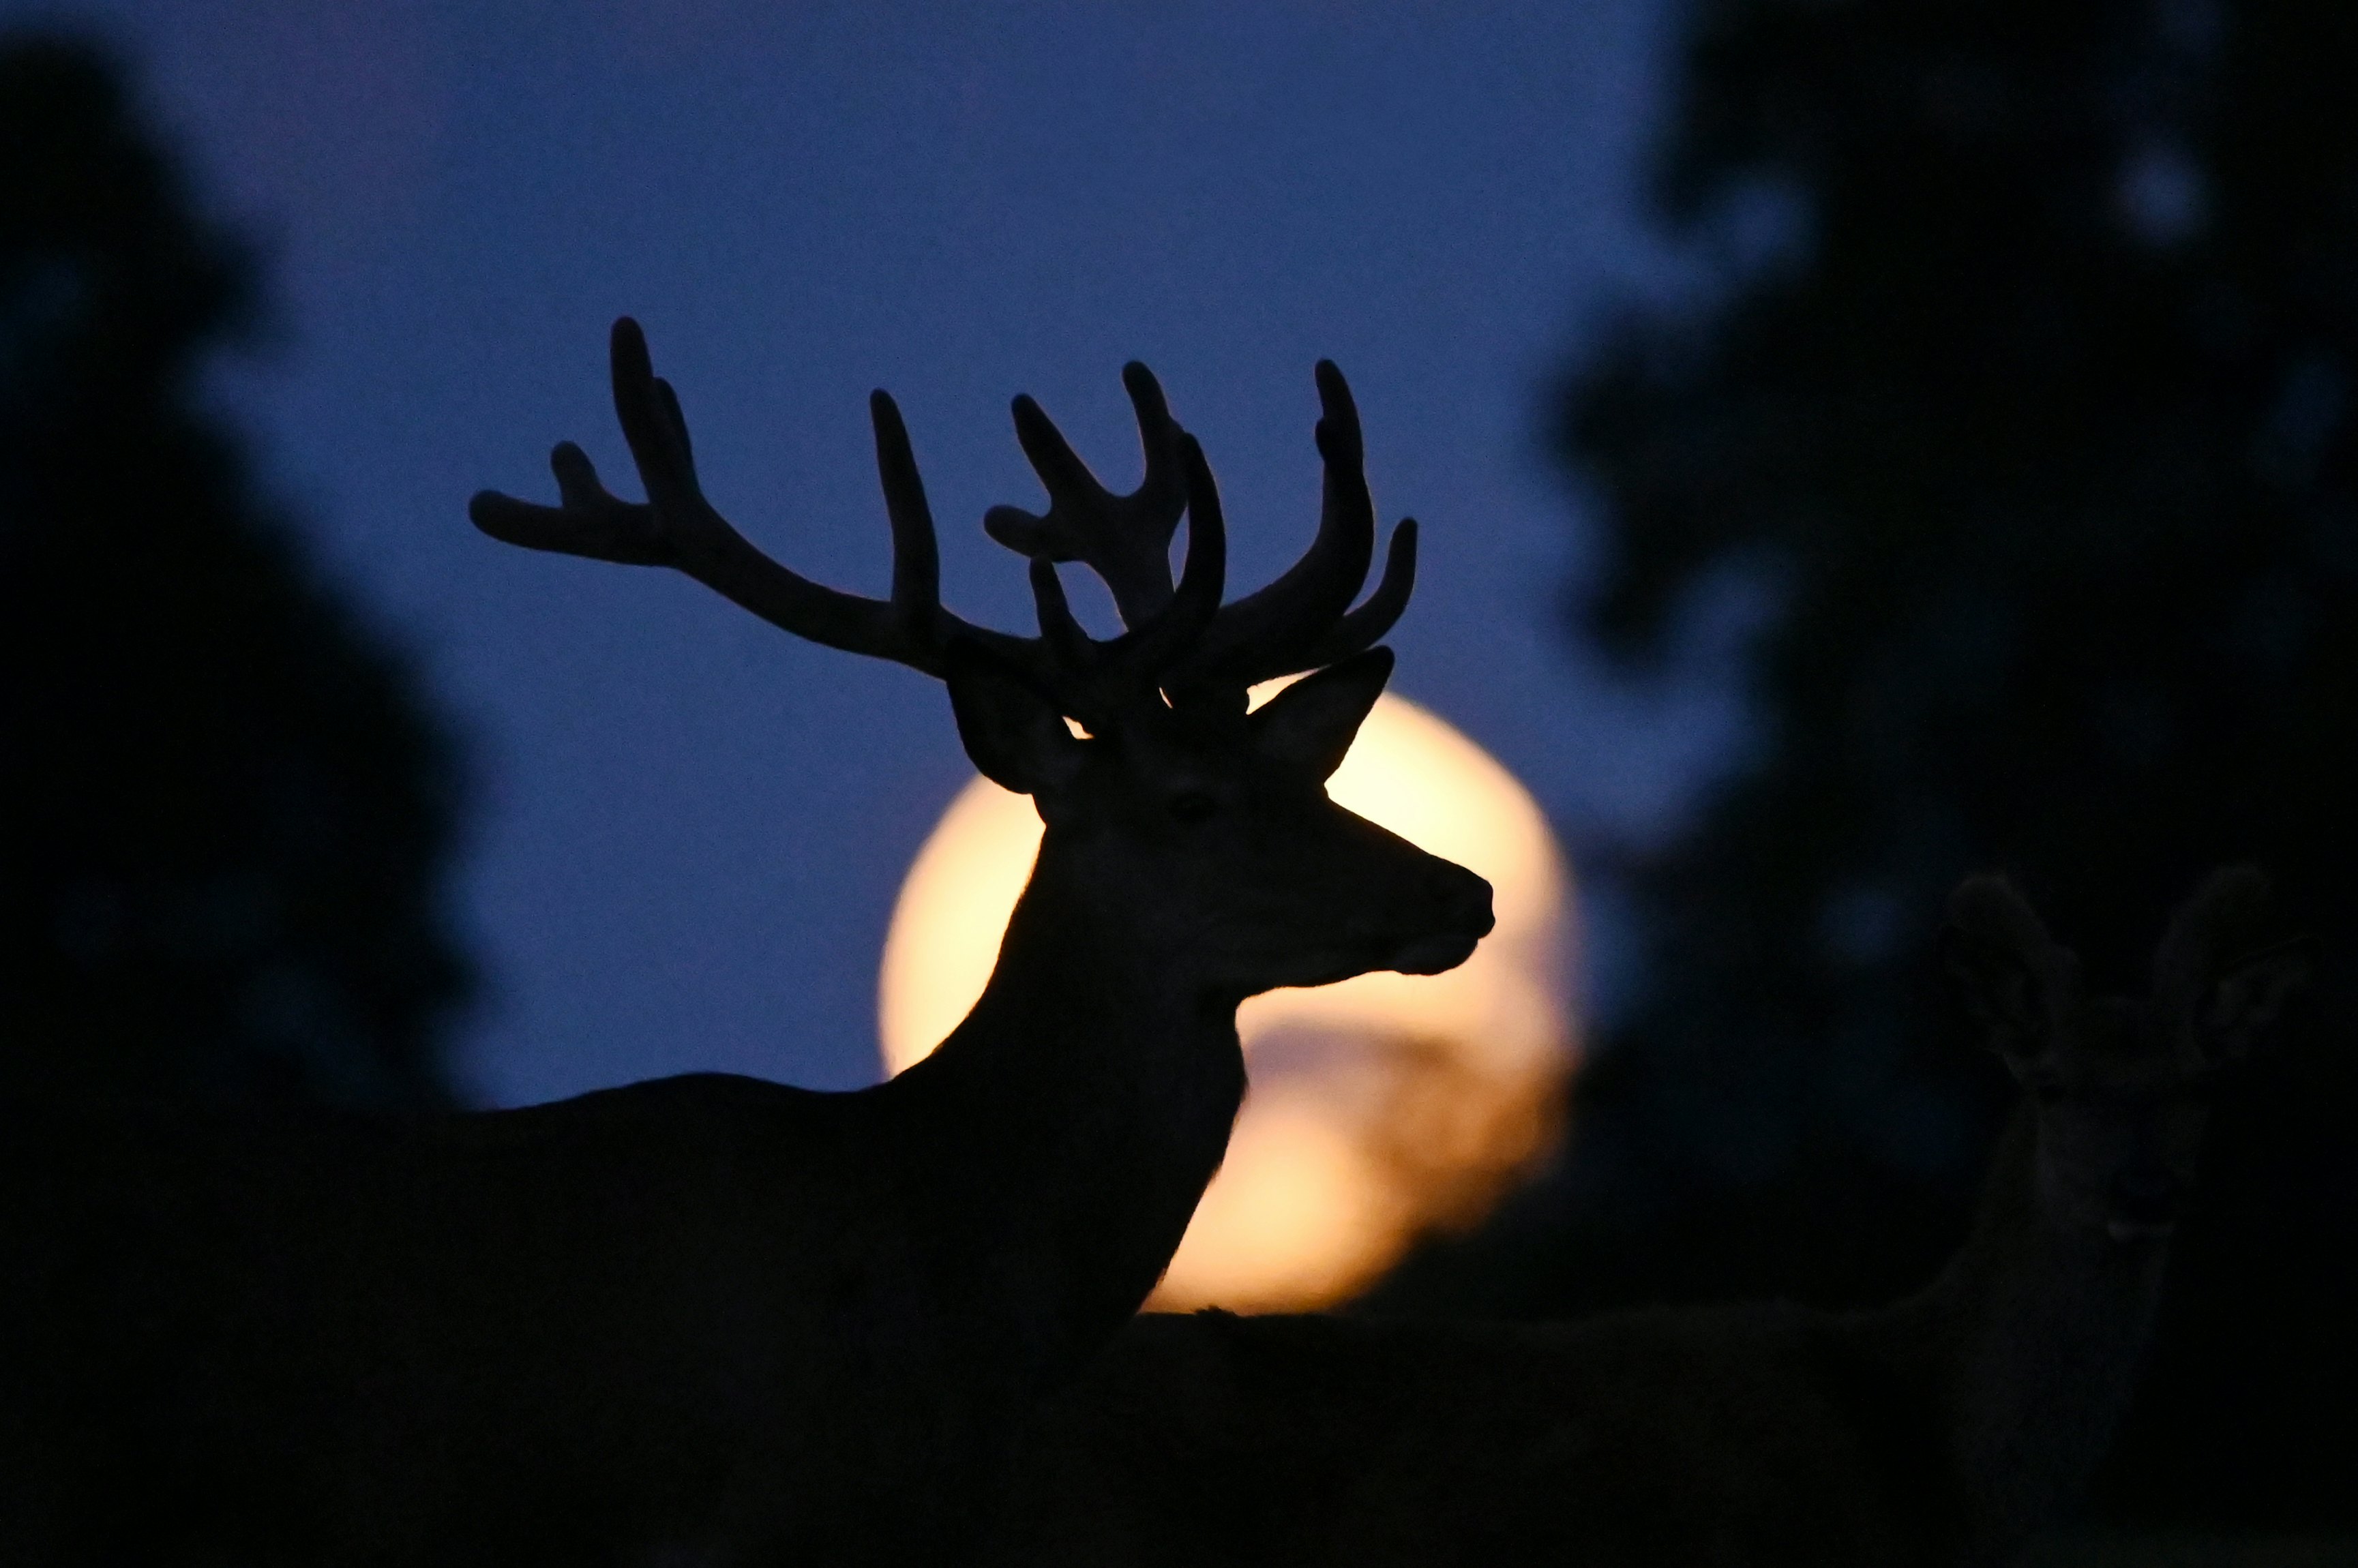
[1106,434,1227,691]
[1028,559,1099,678]
[2151,865,2273,1006]
[867,390,943,644]
[983,361,1189,628]
[1165,360,1386,692]
[1289,517,1419,673]
[472,317,1073,695]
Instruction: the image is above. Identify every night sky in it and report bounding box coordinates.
[3,1,1742,1105]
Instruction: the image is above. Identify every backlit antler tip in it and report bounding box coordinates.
[464,489,511,534]
[869,391,924,469]
[609,316,651,374]
[1120,361,1169,412]
[1313,365,1364,468]
[1313,360,1354,411]
[984,504,1054,559]
[465,488,570,552]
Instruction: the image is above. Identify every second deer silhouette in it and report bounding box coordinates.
[992,869,2309,1568]
[0,320,1491,1567]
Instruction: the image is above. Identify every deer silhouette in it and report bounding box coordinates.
[991,869,2309,1568]
[0,319,1491,1568]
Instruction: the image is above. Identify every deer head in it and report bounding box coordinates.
[469,320,1492,1009]
[1943,868,2312,1245]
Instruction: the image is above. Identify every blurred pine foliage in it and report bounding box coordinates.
[1,37,468,1110]
[1380,0,2358,1533]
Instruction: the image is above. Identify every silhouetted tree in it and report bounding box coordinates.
[1,37,466,1109]
[1387,0,2358,1532]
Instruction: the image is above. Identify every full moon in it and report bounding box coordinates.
[878,691,1575,1311]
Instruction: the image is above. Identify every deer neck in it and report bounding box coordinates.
[886,864,1245,1378]
[1879,1103,2173,1562]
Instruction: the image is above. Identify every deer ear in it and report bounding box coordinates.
[1943,877,2063,1064]
[946,654,1085,798]
[1943,928,2043,1035]
[1251,648,1392,781]
[2198,936,2315,1066]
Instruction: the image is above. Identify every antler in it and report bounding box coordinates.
[2150,865,2275,1010]
[983,363,1190,628]
[982,359,1419,700]
[468,318,1225,729]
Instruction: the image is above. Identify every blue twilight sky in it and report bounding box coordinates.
[5,0,1752,1104]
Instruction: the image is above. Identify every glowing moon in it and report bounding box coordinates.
[878,691,1575,1311]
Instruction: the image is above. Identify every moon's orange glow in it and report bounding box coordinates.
[878,691,1575,1312]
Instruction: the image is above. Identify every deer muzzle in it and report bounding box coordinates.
[1388,864,1495,976]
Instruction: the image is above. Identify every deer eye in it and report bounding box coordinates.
[1168,789,1219,825]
